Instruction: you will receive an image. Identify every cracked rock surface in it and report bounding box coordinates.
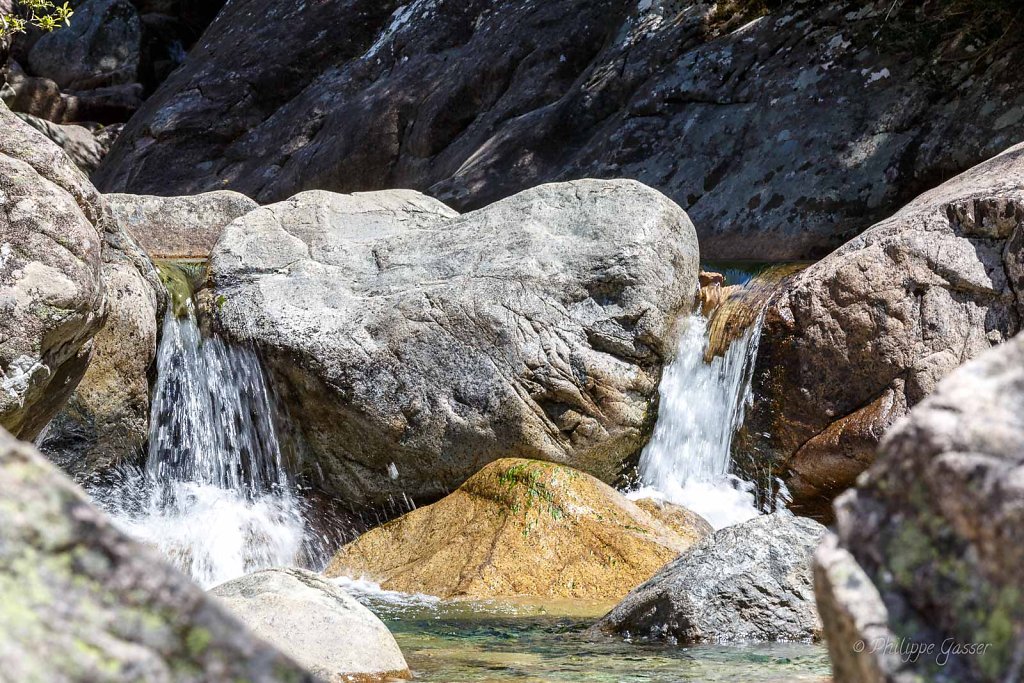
[206,179,699,506]
[95,0,1024,260]
[739,142,1024,519]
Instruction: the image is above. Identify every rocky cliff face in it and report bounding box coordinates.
[95,0,1024,259]
[814,331,1024,682]
[739,141,1024,519]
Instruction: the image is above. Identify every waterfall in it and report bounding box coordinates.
[629,312,764,530]
[90,298,314,588]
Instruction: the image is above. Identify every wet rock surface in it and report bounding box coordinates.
[207,179,699,506]
[96,0,1024,260]
[740,142,1024,519]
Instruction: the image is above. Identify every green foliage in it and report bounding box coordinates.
[496,462,567,530]
[1,1,74,38]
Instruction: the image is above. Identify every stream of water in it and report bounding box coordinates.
[89,302,319,588]
[336,578,830,683]
[629,311,764,530]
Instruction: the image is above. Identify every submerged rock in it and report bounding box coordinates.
[592,514,825,644]
[0,103,107,440]
[0,428,318,682]
[106,191,258,259]
[210,568,410,682]
[815,332,1024,682]
[96,1,1024,260]
[325,458,711,602]
[207,179,699,505]
[740,141,1024,519]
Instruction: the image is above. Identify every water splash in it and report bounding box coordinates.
[91,306,315,588]
[629,313,763,530]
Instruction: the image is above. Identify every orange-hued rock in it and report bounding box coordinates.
[325,458,711,602]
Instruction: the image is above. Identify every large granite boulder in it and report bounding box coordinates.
[27,0,142,91]
[0,103,107,440]
[325,458,711,602]
[211,568,410,682]
[814,332,1024,682]
[206,180,699,505]
[0,428,318,681]
[107,190,258,259]
[739,141,1024,519]
[592,514,825,644]
[95,0,1024,260]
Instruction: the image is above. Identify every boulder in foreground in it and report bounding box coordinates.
[211,568,410,682]
[207,180,700,506]
[815,332,1024,682]
[0,428,317,682]
[325,458,711,602]
[592,514,825,644]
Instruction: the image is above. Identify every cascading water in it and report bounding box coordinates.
[88,267,319,588]
[630,297,766,530]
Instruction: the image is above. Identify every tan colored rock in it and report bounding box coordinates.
[325,458,711,602]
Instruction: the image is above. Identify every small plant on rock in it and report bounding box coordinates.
[1,1,74,37]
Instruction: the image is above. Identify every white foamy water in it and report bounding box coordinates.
[630,313,764,530]
[92,307,310,588]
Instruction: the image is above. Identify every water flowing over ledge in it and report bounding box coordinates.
[629,312,764,530]
[87,282,329,587]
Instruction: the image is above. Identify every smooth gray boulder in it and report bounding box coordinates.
[740,141,1024,520]
[0,102,107,440]
[207,179,699,505]
[211,568,410,682]
[28,0,142,91]
[107,191,258,259]
[0,428,318,682]
[814,332,1024,683]
[592,514,826,644]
